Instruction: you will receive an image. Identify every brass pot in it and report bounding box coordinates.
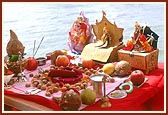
[6,59,27,76]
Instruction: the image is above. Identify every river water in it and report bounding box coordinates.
[2,2,166,62]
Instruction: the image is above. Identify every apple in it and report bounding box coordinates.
[55,55,70,67]
[25,57,38,71]
[130,70,145,86]
[82,59,95,69]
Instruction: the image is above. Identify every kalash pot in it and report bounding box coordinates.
[90,73,110,98]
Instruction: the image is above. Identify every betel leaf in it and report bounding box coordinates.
[9,54,18,62]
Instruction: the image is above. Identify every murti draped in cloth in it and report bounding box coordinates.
[68,12,93,54]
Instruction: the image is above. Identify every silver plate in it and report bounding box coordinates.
[36,57,46,66]
[108,90,127,99]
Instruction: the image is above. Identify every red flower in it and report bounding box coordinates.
[139,34,147,43]
[122,45,133,51]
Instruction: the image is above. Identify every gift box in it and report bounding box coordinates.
[118,49,159,74]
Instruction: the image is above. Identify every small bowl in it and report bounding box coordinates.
[36,57,46,66]
[46,52,52,60]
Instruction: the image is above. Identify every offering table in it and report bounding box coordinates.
[4,60,164,112]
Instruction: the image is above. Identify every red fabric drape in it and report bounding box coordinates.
[4,63,164,111]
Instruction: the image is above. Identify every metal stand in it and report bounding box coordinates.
[15,52,28,82]
[100,75,112,108]
[16,72,27,82]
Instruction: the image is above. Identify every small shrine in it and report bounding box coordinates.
[80,11,124,63]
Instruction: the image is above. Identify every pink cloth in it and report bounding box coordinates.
[4,60,127,111]
[4,61,164,111]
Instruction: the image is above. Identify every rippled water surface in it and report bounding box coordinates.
[2,2,165,62]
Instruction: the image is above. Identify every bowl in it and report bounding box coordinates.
[36,57,46,66]
[46,52,52,60]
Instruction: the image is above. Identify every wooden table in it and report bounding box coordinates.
[4,95,53,111]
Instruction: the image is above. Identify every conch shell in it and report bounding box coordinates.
[6,30,25,56]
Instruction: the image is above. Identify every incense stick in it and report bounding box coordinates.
[33,36,44,57]
[33,40,36,57]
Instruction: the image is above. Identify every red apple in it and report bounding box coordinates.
[82,59,95,69]
[25,57,38,71]
[55,55,70,67]
[130,70,145,86]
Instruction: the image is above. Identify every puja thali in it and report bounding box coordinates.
[108,90,127,99]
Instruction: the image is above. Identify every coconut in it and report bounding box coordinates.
[60,89,81,111]
[112,60,131,77]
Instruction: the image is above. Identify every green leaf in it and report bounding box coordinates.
[10,55,19,62]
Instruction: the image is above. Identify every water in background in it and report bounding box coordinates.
[2,2,165,62]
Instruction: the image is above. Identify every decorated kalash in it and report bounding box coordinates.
[4,30,27,82]
[4,11,159,111]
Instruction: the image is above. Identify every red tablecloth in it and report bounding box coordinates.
[4,63,164,111]
[83,63,164,111]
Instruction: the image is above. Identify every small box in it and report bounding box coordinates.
[118,49,159,74]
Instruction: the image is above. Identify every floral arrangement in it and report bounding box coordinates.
[123,21,159,53]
